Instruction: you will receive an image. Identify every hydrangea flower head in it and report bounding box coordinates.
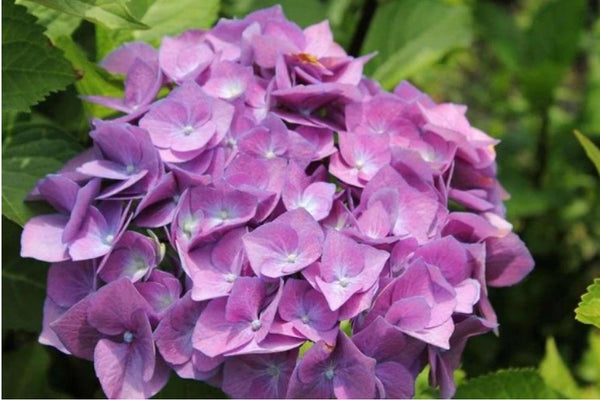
[21,5,534,399]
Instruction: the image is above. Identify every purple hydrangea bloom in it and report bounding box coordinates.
[21,5,535,399]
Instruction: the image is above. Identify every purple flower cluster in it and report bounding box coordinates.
[20,6,534,399]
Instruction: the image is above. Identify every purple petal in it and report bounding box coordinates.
[21,214,69,262]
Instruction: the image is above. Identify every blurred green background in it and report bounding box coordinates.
[2,0,600,398]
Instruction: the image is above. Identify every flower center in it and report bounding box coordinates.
[296,52,320,66]
[266,365,280,378]
[324,367,335,380]
[224,273,236,283]
[265,150,276,159]
[301,314,310,324]
[251,319,262,331]
[218,209,230,221]
[337,277,350,288]
[104,234,115,244]
[123,331,134,343]
[125,164,136,174]
[286,253,298,263]
[182,125,194,136]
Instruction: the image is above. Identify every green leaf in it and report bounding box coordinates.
[574,130,600,177]
[454,368,560,398]
[2,0,75,113]
[96,0,220,58]
[539,337,580,398]
[26,0,147,29]
[578,329,600,387]
[576,278,600,328]
[154,374,226,399]
[16,0,82,42]
[2,219,49,333]
[520,0,586,111]
[362,0,472,90]
[473,1,523,71]
[581,19,600,136]
[54,35,123,119]
[247,0,328,28]
[2,342,64,397]
[2,121,81,226]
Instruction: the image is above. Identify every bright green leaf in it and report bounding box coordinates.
[574,130,600,177]
[2,122,81,226]
[2,0,75,113]
[16,0,82,42]
[96,0,220,57]
[576,278,600,328]
[362,0,472,90]
[54,35,123,119]
[539,337,580,398]
[578,329,600,387]
[247,0,328,28]
[454,368,560,398]
[1,342,64,397]
[133,0,219,45]
[26,0,147,29]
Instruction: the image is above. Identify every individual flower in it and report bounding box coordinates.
[242,209,324,278]
[286,331,377,398]
[139,81,234,162]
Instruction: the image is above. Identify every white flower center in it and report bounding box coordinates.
[251,319,262,331]
[125,164,136,174]
[324,367,335,380]
[104,234,115,244]
[337,277,350,288]
[265,150,276,159]
[182,125,194,136]
[286,253,298,263]
[218,209,230,221]
[301,314,310,324]
[123,331,134,343]
[224,273,236,283]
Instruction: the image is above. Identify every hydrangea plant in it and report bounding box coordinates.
[20,5,534,399]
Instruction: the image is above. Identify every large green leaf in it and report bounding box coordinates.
[133,0,219,45]
[574,130,600,177]
[581,19,600,136]
[520,0,586,111]
[26,0,147,29]
[16,0,82,42]
[2,342,65,397]
[2,218,49,333]
[2,121,81,226]
[54,36,123,119]
[576,279,600,328]
[473,1,523,72]
[362,0,472,90]
[96,0,220,58]
[454,368,559,398]
[2,0,75,112]
[539,337,580,398]
[578,330,600,388]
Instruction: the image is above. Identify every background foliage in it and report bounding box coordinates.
[2,0,600,398]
